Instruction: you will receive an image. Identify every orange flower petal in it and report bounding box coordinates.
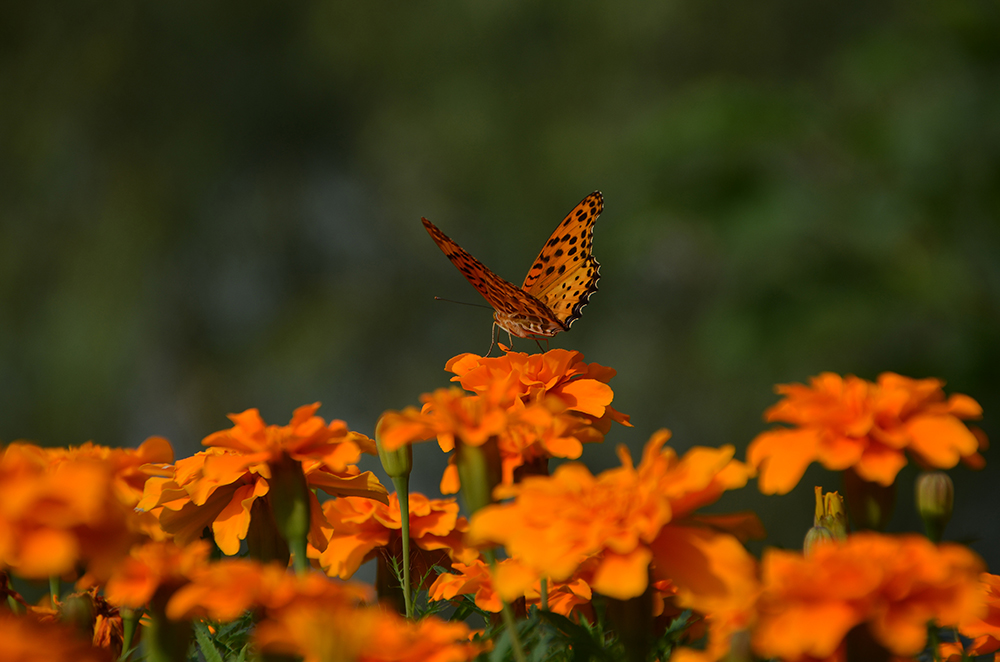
[905,414,981,468]
[748,428,821,495]
[591,547,653,600]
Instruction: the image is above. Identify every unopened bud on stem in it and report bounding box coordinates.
[915,471,953,543]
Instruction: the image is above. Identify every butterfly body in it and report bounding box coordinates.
[422,191,602,339]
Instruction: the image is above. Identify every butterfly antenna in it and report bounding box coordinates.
[434,297,492,310]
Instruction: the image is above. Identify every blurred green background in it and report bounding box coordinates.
[2,1,999,568]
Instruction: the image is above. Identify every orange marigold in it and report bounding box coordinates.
[379,387,606,494]
[104,540,212,609]
[0,444,138,581]
[138,404,387,556]
[313,492,478,581]
[468,430,759,661]
[356,611,485,662]
[256,600,485,662]
[748,372,985,494]
[165,558,371,622]
[753,533,986,660]
[950,572,1000,659]
[446,348,631,432]
[428,558,593,619]
[0,612,112,662]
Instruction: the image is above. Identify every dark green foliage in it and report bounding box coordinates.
[188,614,254,662]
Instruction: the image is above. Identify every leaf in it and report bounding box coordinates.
[193,621,225,662]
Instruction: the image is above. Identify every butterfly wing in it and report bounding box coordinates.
[421,218,560,331]
[521,191,602,329]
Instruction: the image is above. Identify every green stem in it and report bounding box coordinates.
[391,475,413,619]
[118,607,140,662]
[484,549,527,662]
[49,576,60,607]
[289,535,309,576]
[540,577,549,612]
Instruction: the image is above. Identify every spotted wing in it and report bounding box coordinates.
[421,218,560,326]
[520,191,602,328]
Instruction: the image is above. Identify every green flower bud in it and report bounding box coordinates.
[376,415,412,479]
[804,525,835,556]
[915,471,953,543]
[268,452,311,573]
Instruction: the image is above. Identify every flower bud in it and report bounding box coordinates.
[803,526,835,556]
[376,414,413,479]
[456,437,502,515]
[268,452,311,572]
[813,487,848,540]
[915,471,953,543]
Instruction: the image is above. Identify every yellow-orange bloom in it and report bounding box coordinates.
[313,492,478,580]
[469,430,759,661]
[165,558,371,622]
[202,403,374,472]
[379,350,631,494]
[0,612,113,662]
[428,558,593,619]
[138,405,387,556]
[469,430,753,597]
[378,387,509,452]
[104,540,212,609]
[0,444,138,581]
[379,387,606,494]
[947,572,1000,659]
[256,600,485,662]
[355,612,485,662]
[446,348,631,431]
[748,372,985,494]
[753,533,985,660]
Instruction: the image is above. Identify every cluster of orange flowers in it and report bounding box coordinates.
[747,372,985,494]
[0,348,996,662]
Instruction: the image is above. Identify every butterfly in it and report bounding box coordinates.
[422,191,602,343]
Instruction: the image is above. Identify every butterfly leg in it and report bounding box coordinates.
[485,323,498,357]
[533,337,545,353]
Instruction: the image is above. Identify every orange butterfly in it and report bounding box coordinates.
[422,191,602,343]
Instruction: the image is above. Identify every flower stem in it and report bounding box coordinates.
[48,576,59,607]
[118,607,140,662]
[540,577,549,611]
[289,535,309,576]
[391,475,413,619]
[484,549,527,662]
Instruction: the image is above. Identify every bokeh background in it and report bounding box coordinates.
[3,1,999,569]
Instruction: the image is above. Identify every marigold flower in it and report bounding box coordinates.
[36,587,126,658]
[165,558,371,622]
[378,387,509,452]
[256,600,485,662]
[380,387,607,494]
[753,532,986,660]
[428,558,593,619]
[313,492,478,581]
[446,348,632,431]
[0,444,138,581]
[42,437,174,507]
[467,429,757,658]
[471,431,754,586]
[951,572,1000,658]
[0,612,113,662]
[355,611,485,662]
[747,372,985,494]
[104,540,212,609]
[138,405,387,556]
